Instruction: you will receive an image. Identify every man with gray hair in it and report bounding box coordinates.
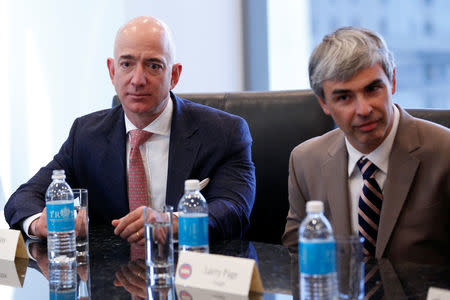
[282,27,450,263]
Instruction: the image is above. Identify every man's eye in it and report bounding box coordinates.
[367,85,381,93]
[337,95,349,101]
[120,62,130,68]
[149,63,162,70]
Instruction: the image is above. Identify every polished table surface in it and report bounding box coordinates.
[1,225,450,299]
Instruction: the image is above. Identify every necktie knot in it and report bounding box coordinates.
[357,158,378,180]
[129,129,152,149]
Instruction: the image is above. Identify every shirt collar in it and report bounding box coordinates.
[124,95,173,136]
[347,104,400,177]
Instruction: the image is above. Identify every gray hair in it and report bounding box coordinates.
[309,27,395,99]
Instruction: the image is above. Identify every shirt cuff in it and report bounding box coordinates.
[25,239,38,261]
[22,213,42,239]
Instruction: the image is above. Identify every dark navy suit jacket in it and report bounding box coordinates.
[5,93,256,240]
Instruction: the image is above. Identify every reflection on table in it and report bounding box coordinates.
[288,249,450,300]
[0,225,449,299]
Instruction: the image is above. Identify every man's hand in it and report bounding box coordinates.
[115,259,172,299]
[112,206,179,245]
[29,240,90,283]
[77,262,90,283]
[29,240,49,279]
[30,208,48,239]
[112,206,146,245]
[114,259,147,299]
[75,208,88,239]
[31,207,87,240]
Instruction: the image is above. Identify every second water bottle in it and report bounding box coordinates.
[299,200,337,300]
[178,179,209,253]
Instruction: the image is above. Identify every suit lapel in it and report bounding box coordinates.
[100,107,128,217]
[322,133,353,236]
[166,93,200,207]
[376,107,420,258]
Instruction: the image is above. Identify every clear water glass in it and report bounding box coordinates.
[145,206,174,287]
[73,188,89,265]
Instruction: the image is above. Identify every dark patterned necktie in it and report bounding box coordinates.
[128,129,153,211]
[364,257,385,300]
[357,158,382,257]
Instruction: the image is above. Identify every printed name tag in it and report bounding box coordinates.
[427,287,450,300]
[175,252,263,296]
[0,229,28,261]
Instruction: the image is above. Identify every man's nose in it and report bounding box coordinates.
[131,64,147,86]
[355,96,373,116]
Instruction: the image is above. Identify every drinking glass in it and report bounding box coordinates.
[77,256,91,299]
[335,235,364,300]
[73,189,89,265]
[145,206,174,287]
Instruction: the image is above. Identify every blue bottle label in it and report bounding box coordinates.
[50,290,76,300]
[47,201,75,232]
[178,214,208,246]
[299,240,336,275]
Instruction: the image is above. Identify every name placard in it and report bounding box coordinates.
[175,252,263,296]
[427,287,450,300]
[176,285,249,300]
[0,229,28,261]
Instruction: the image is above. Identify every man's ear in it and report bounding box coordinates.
[107,58,115,82]
[170,63,182,89]
[317,96,331,115]
[391,68,396,95]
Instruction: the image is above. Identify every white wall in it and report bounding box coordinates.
[0,0,244,204]
[123,0,244,93]
[267,0,311,91]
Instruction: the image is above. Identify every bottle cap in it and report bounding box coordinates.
[51,169,66,180]
[185,179,200,191]
[306,200,324,213]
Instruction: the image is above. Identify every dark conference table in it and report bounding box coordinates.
[2,225,450,299]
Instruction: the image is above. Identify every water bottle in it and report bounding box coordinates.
[299,200,337,300]
[49,262,76,299]
[178,179,209,253]
[46,170,77,293]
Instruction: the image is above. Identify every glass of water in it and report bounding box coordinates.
[335,235,364,300]
[145,205,174,287]
[73,188,89,265]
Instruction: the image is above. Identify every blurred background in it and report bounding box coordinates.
[1,0,449,207]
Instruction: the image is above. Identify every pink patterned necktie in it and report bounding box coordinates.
[128,129,153,212]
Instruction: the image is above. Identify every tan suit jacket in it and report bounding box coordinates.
[282,106,450,264]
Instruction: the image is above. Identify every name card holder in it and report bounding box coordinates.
[427,287,450,300]
[175,251,264,296]
[0,229,28,261]
[0,228,28,288]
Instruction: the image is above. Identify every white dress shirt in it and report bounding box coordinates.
[22,96,173,237]
[124,96,172,211]
[346,105,400,234]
